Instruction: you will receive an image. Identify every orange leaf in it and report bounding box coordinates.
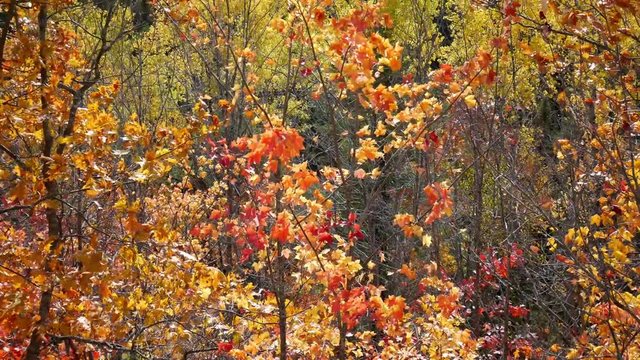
[399,264,417,280]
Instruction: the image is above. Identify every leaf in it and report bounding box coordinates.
[355,139,383,164]
[76,249,106,273]
[217,341,233,352]
[422,234,432,247]
[199,287,212,300]
[7,181,27,201]
[271,213,290,243]
[399,264,416,280]
[464,94,477,108]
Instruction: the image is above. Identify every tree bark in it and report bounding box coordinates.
[25,4,57,359]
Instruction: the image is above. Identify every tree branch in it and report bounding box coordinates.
[48,334,143,355]
[0,143,30,170]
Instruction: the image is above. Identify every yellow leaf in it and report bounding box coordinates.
[57,136,72,145]
[356,125,371,137]
[422,234,432,247]
[375,121,387,136]
[68,56,84,67]
[355,139,383,164]
[593,231,607,239]
[86,188,100,198]
[557,91,567,105]
[566,349,579,359]
[199,287,212,300]
[565,228,575,244]
[63,72,74,86]
[136,299,148,311]
[464,94,477,108]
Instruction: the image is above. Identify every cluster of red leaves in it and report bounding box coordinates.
[331,287,369,330]
[307,221,334,245]
[328,283,407,331]
[347,213,365,241]
[477,243,525,283]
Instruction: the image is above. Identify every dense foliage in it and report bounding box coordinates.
[1,0,639,359]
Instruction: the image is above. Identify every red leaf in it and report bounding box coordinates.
[301,67,313,77]
[434,64,453,83]
[349,223,364,241]
[240,248,253,263]
[189,225,201,237]
[429,131,439,145]
[509,305,530,318]
[318,232,333,244]
[217,341,233,352]
[504,1,521,17]
[348,212,357,224]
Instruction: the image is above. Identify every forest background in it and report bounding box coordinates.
[1,0,640,359]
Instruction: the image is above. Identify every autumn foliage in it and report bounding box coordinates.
[1,0,640,359]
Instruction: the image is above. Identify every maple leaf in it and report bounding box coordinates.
[399,264,417,280]
[271,213,290,243]
[291,163,319,190]
[386,296,406,322]
[246,127,305,165]
[355,139,383,164]
[434,64,454,83]
[437,294,457,317]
